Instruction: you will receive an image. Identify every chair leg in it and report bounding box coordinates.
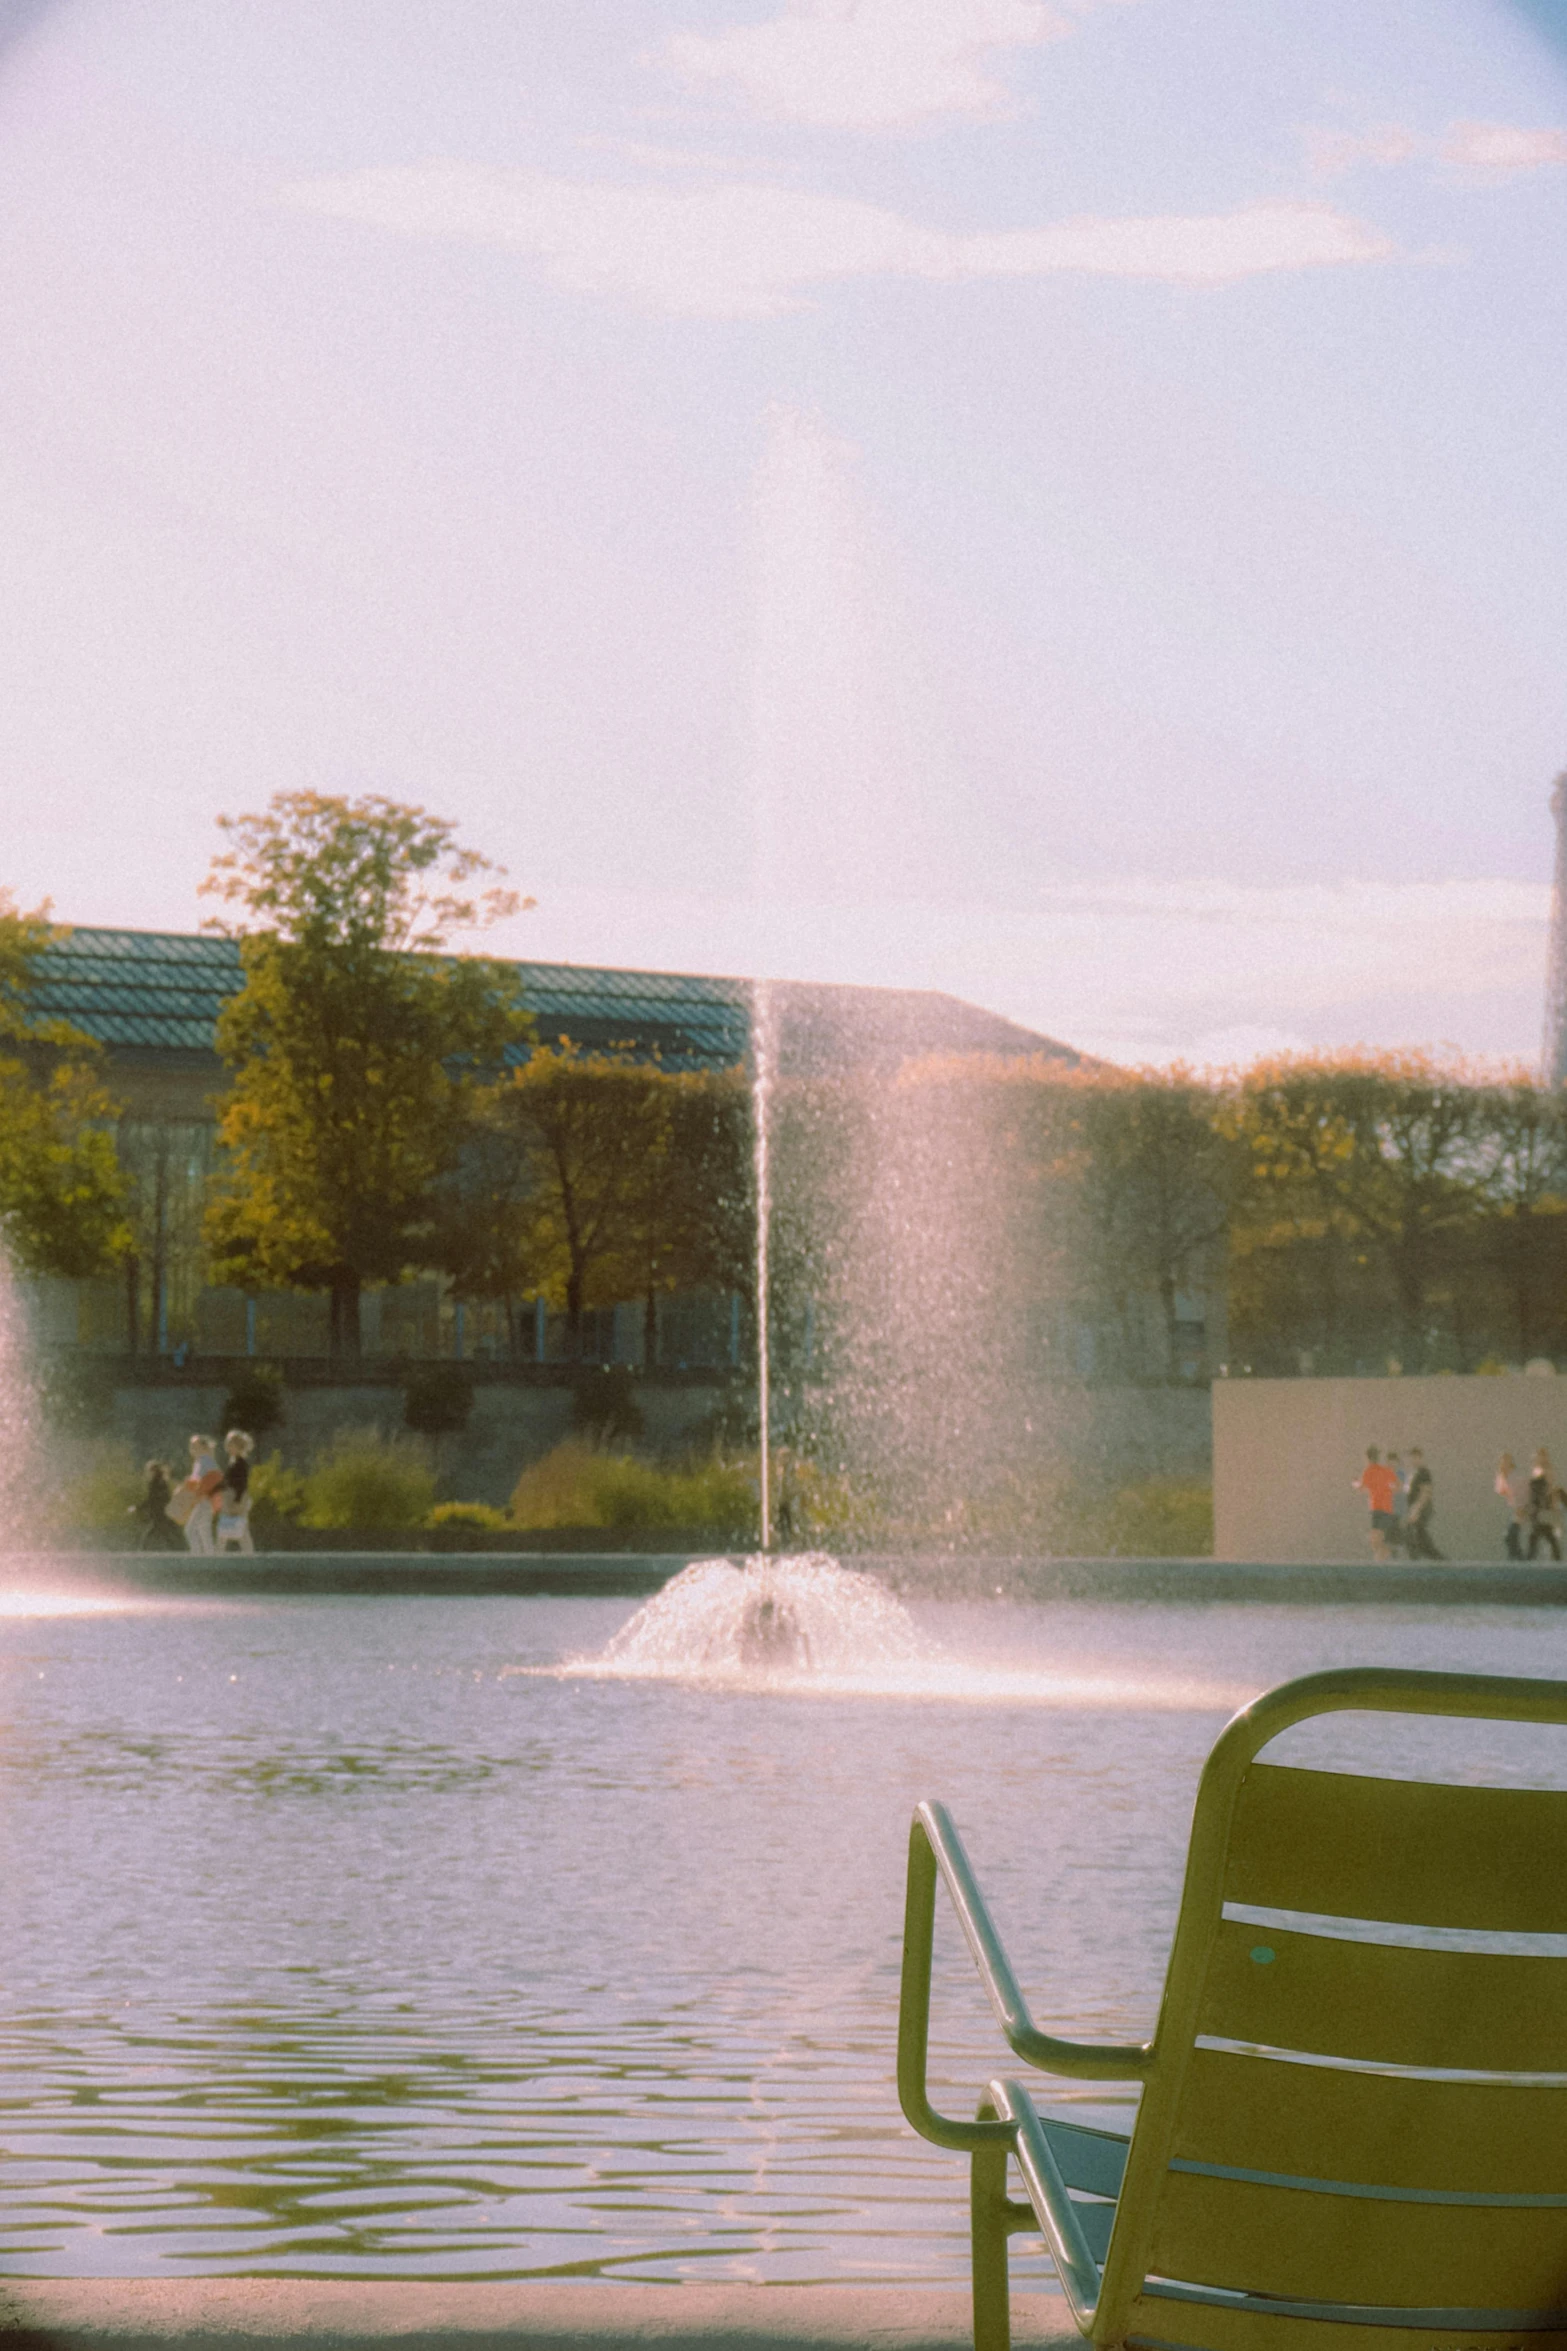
[971,2111,1013,2351]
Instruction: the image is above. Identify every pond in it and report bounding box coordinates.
[0,1573,1564,2284]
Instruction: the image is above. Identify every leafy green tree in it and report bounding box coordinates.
[116,1118,213,1355]
[1472,1068,1567,1363]
[433,1104,555,1356]
[1079,1068,1236,1378]
[446,1053,750,1361]
[201,792,531,1358]
[483,1050,679,1357]
[0,894,128,1279]
[621,1068,751,1362]
[1224,1053,1486,1370]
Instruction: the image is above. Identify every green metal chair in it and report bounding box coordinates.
[899,1666,1567,2351]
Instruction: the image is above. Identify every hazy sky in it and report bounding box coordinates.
[2,0,1566,1063]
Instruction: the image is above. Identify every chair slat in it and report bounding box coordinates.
[1040,2115,1129,2200]
[1150,2169,1567,2307]
[1074,2197,1115,2263]
[1124,2288,1567,2351]
[1174,2046,1567,2195]
[1198,1916,1567,2071]
[1225,1764,1567,1929]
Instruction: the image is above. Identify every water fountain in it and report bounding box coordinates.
[0,1248,43,1554]
[583,1551,928,1684]
[752,974,776,1556]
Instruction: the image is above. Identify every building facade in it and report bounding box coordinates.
[30,929,1095,1374]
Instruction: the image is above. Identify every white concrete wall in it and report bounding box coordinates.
[1213,1373,1567,1563]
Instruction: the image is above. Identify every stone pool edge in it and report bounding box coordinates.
[0,2282,1076,2350]
[7,1552,1567,1603]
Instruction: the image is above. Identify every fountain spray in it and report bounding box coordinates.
[752,977,773,1553]
[0,1247,43,1551]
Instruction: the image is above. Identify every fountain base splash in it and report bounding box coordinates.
[532,1550,1238,1707]
[590,1552,930,1686]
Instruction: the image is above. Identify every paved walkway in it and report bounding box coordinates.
[0,2283,1074,2350]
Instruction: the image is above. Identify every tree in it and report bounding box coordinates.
[446,1054,751,1362]
[484,1050,679,1358]
[0,894,128,1280]
[1079,1069,1235,1378]
[116,1118,213,1355]
[1470,1069,1567,1363]
[201,792,531,1358]
[620,1068,751,1362]
[1225,1053,1485,1371]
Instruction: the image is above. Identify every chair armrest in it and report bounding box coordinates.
[898,1800,1151,2151]
[988,2076,1103,2332]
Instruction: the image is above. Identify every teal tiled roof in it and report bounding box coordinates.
[32,928,1077,1074]
[32,929,752,1069]
[32,929,242,1055]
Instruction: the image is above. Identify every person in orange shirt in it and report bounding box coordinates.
[1353,1446,1398,1562]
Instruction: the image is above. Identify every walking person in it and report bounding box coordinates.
[1403,1448,1444,1560]
[130,1460,178,1551]
[1385,1451,1409,1557]
[1353,1446,1399,1562]
[171,1434,222,1555]
[214,1429,255,1556]
[1529,1449,1564,1562]
[1497,1453,1526,1560]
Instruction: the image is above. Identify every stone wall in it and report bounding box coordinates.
[94,1372,1211,1511]
[97,1375,735,1508]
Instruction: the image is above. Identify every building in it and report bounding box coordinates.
[29,927,1083,1370]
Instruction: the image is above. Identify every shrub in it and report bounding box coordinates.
[426,1500,508,1531]
[220,1364,285,1439]
[1048,1475,1213,1558]
[38,1357,119,1436]
[403,1363,475,1439]
[249,1451,306,1538]
[58,1442,143,1537]
[569,1364,645,1447]
[509,1440,752,1534]
[300,1429,436,1531]
[771,1452,880,1547]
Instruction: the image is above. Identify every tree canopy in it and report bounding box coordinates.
[0,895,128,1281]
[201,793,531,1356]
[445,1049,749,1358]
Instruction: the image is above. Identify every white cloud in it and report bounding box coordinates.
[1305,122,1418,178]
[1442,120,1567,173]
[284,164,1395,318]
[662,0,1080,132]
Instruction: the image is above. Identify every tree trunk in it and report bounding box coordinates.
[566,1265,583,1361]
[1514,1219,1542,1360]
[504,1296,518,1361]
[151,1144,169,1357]
[1158,1268,1182,1381]
[1391,1246,1426,1369]
[124,1254,140,1357]
[329,1274,363,1361]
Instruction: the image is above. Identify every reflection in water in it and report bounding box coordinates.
[0,1589,1564,2279]
[0,1587,179,1619]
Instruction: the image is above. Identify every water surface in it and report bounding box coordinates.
[0,1583,1564,2282]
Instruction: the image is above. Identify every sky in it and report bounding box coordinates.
[2,0,1566,1065]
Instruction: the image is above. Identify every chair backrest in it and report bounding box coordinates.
[1098,1669,1567,2348]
